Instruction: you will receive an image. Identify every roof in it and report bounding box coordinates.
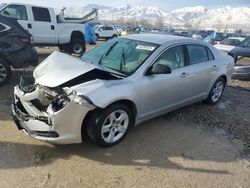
[121,34,194,45]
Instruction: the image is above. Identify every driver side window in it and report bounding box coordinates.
[154,45,185,70]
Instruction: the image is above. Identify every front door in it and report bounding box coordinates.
[30,6,57,44]
[140,45,190,119]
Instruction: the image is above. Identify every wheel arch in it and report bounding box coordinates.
[81,99,138,142]
[219,75,227,84]
[70,31,84,42]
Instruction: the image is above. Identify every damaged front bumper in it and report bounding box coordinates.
[11,83,94,144]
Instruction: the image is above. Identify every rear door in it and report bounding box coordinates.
[30,6,57,44]
[183,44,217,98]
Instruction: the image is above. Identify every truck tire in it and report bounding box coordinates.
[58,44,65,52]
[95,34,99,40]
[70,39,86,54]
[0,60,11,86]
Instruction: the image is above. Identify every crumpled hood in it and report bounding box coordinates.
[33,51,97,87]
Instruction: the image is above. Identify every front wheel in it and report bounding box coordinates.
[0,60,11,86]
[206,77,226,104]
[87,104,133,147]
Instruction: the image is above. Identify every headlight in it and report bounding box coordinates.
[73,95,96,109]
[52,98,69,112]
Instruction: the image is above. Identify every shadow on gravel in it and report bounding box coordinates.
[0,119,234,175]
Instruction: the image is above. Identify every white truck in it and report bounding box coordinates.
[0,3,90,54]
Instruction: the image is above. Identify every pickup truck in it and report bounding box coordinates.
[0,3,86,54]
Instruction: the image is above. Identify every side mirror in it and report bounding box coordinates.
[146,64,172,75]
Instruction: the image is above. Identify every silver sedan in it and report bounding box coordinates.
[12,34,234,147]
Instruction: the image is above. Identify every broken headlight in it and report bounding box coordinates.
[52,97,70,112]
[73,94,95,109]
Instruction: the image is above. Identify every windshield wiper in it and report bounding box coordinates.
[98,41,118,65]
[120,47,126,73]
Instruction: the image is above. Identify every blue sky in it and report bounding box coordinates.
[1,0,249,10]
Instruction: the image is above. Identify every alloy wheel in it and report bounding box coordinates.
[101,110,129,144]
[211,81,224,103]
[73,43,83,54]
[0,63,7,82]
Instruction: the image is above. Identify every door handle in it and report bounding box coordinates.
[51,25,55,30]
[211,65,217,69]
[27,23,32,29]
[180,72,189,78]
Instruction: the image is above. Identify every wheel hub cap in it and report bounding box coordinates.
[101,110,129,143]
[73,44,82,54]
[0,64,7,82]
[212,81,224,102]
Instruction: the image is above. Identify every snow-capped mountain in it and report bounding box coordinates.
[62,4,250,29]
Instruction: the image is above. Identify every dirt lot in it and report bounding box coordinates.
[0,46,250,188]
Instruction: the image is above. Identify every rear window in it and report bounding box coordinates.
[187,45,209,64]
[32,7,51,22]
[220,39,240,46]
[207,48,215,61]
[102,26,114,31]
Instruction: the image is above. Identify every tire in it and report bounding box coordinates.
[70,39,86,54]
[95,34,99,41]
[87,104,133,147]
[206,77,226,104]
[58,44,65,52]
[112,34,118,38]
[0,60,11,86]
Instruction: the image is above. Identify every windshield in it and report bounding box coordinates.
[220,39,240,46]
[240,37,250,48]
[214,33,228,41]
[81,38,158,75]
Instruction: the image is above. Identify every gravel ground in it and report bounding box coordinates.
[0,45,250,187]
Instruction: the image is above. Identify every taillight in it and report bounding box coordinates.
[19,37,31,44]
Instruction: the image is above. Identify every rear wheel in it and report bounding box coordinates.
[87,104,133,147]
[206,77,226,104]
[95,34,99,41]
[70,39,86,54]
[0,60,11,86]
[112,34,118,38]
[58,44,65,52]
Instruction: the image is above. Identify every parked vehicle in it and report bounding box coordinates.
[0,3,87,54]
[0,14,38,86]
[228,37,250,63]
[203,32,240,45]
[12,34,234,147]
[95,25,119,40]
[227,37,250,80]
[232,65,250,80]
[214,37,245,54]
